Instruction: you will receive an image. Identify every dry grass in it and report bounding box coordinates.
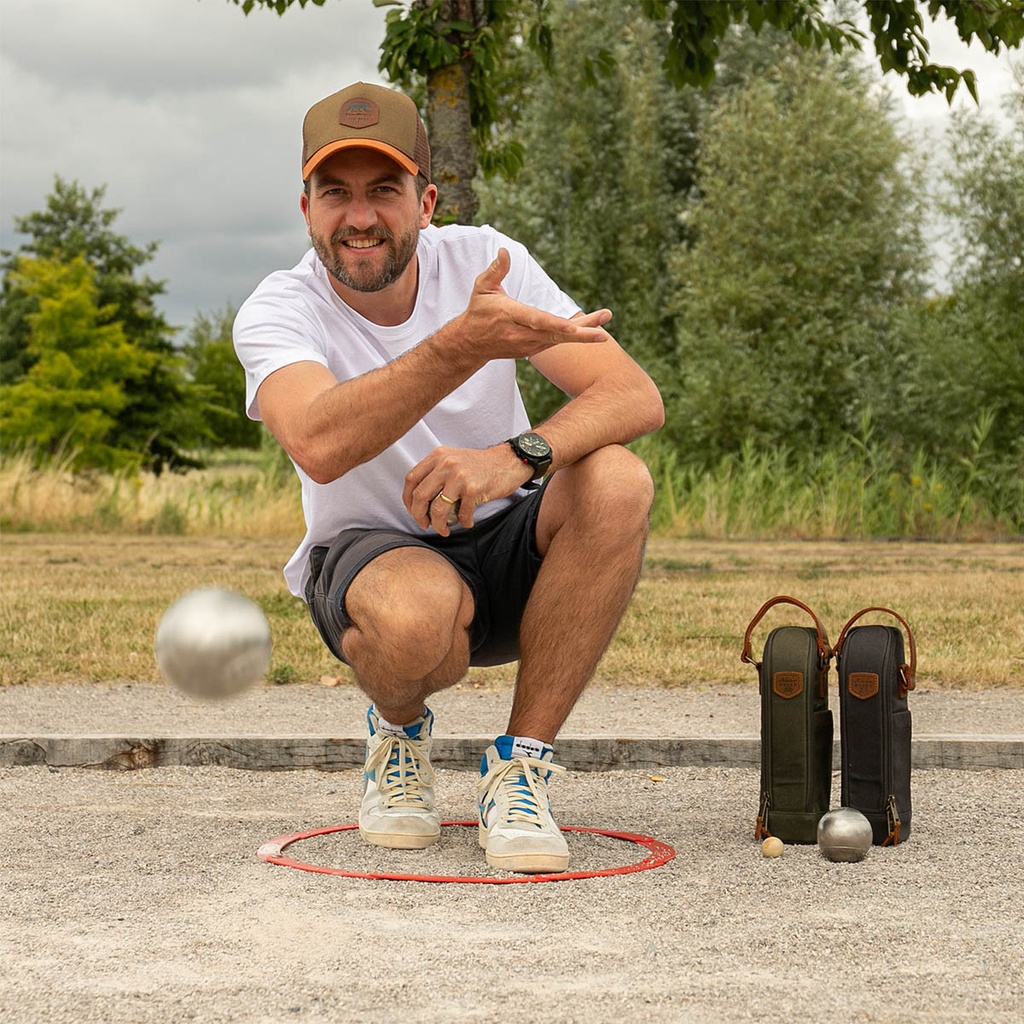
[0,451,304,537]
[630,538,1024,689]
[1,534,1021,690]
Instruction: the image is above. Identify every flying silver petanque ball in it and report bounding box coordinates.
[817,808,874,863]
[155,587,272,700]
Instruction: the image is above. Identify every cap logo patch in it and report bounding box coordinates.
[339,98,379,129]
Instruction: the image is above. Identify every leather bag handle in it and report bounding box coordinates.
[740,595,832,669]
[834,606,916,698]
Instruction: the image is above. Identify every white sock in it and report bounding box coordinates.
[509,736,548,759]
[373,709,414,738]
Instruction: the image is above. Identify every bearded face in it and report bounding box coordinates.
[311,222,420,294]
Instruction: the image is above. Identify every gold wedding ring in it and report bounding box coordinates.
[433,491,460,527]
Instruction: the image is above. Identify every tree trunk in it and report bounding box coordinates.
[421,0,481,225]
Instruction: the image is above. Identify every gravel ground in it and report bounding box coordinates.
[4,679,1024,738]
[2,762,1022,1024]
[2,681,1022,1023]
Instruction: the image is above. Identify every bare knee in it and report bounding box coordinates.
[539,446,654,551]
[343,554,473,680]
[585,445,655,517]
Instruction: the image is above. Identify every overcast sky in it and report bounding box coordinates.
[1,0,1019,331]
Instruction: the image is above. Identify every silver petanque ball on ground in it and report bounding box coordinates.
[155,587,272,700]
[817,807,874,863]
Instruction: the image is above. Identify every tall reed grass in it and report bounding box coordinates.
[2,421,1020,540]
[638,412,1022,540]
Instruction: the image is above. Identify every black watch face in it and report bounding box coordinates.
[518,432,550,458]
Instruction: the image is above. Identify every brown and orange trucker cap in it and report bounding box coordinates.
[302,82,431,183]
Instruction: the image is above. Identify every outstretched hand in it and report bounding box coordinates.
[460,248,612,361]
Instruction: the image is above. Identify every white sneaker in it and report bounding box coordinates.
[477,735,569,873]
[359,706,440,849]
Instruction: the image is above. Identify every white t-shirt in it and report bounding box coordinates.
[233,223,580,597]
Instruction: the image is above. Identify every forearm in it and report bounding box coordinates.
[534,369,664,473]
[267,322,482,484]
[399,349,662,537]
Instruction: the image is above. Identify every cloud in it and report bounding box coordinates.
[3,0,386,95]
[1,0,390,327]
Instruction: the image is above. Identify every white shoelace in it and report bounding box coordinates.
[477,756,566,828]
[365,735,434,808]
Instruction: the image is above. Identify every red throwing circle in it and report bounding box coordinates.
[257,820,675,884]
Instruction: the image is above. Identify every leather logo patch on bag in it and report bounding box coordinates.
[772,671,803,698]
[849,672,879,699]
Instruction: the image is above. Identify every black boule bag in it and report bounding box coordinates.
[741,596,833,843]
[834,607,916,845]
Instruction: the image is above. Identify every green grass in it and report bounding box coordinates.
[636,426,1022,541]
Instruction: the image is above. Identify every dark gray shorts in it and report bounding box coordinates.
[304,483,548,668]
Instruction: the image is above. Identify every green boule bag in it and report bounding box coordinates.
[742,596,834,843]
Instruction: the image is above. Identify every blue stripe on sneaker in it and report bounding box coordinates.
[493,734,516,760]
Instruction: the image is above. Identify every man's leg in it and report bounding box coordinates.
[338,546,475,849]
[341,546,475,724]
[477,444,653,873]
[509,444,654,741]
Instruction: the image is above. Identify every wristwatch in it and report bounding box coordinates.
[507,432,552,489]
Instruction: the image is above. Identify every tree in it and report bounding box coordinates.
[900,72,1024,463]
[945,79,1024,288]
[1,179,165,375]
[183,305,263,450]
[378,0,492,224]
[0,257,157,470]
[233,0,544,223]
[230,0,1024,223]
[644,0,1024,98]
[666,51,928,461]
[476,0,699,421]
[0,178,201,471]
